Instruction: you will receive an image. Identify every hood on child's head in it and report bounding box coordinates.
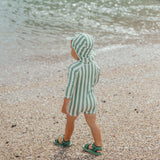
[72,33,96,62]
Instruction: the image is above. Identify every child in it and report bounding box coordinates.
[54,33,102,156]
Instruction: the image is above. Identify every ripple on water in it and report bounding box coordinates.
[0,0,160,59]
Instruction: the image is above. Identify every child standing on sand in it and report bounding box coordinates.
[54,33,102,156]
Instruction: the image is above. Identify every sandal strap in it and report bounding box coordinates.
[85,143,92,149]
[62,138,71,146]
[85,143,102,152]
[56,135,71,146]
[92,143,102,151]
[62,135,72,147]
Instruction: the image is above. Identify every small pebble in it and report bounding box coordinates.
[15,155,20,158]
[134,109,139,113]
[76,152,80,155]
[11,124,16,128]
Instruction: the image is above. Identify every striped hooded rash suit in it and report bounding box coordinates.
[65,33,100,116]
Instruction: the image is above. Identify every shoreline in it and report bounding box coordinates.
[0,43,160,159]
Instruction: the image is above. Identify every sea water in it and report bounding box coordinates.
[0,0,160,65]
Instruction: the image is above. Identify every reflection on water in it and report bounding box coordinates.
[0,0,160,57]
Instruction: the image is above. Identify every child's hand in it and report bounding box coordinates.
[61,104,68,114]
[61,98,70,115]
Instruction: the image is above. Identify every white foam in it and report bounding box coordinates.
[96,44,131,54]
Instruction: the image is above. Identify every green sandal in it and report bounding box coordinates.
[83,143,102,156]
[54,135,72,147]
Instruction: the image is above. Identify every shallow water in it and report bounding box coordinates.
[0,0,160,65]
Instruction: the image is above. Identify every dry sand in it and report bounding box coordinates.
[0,44,160,160]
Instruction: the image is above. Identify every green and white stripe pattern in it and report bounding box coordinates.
[65,33,100,116]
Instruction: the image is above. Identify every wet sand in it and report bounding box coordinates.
[0,44,160,160]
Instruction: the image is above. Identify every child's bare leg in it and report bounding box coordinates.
[55,114,77,143]
[64,114,77,141]
[84,114,102,151]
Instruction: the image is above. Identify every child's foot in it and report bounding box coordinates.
[83,143,102,156]
[54,135,72,147]
[87,144,102,153]
[55,135,63,144]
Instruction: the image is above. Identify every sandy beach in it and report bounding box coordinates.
[0,44,160,160]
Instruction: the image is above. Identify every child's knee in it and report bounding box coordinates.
[85,117,97,128]
[67,114,77,124]
[88,122,98,130]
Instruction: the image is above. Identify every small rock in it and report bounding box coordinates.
[15,155,20,158]
[11,124,16,128]
[6,141,9,144]
[102,100,106,103]
[76,152,80,155]
[128,92,131,95]
[54,121,59,124]
[134,109,138,113]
